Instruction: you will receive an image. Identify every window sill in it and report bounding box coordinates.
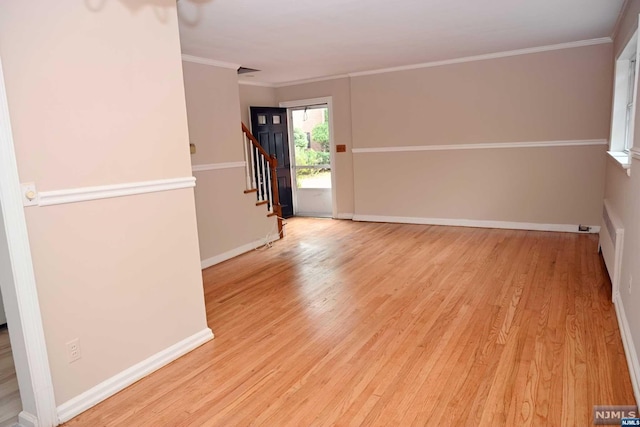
[607,151,631,175]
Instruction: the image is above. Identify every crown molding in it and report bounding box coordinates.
[238,80,276,88]
[348,37,612,78]
[611,0,630,41]
[218,37,614,88]
[181,54,240,70]
[273,74,350,88]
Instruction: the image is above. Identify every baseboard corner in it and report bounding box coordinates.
[334,213,354,220]
[56,328,213,423]
[614,293,640,407]
[200,234,280,270]
[18,410,38,427]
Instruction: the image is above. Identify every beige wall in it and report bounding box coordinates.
[276,78,355,215]
[183,62,276,262]
[350,43,612,225]
[239,84,277,126]
[0,0,208,405]
[355,146,606,224]
[184,62,245,164]
[605,0,640,403]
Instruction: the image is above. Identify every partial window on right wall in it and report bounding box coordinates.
[610,27,639,163]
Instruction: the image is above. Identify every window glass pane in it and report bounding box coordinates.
[257,114,266,125]
[273,115,280,124]
[296,167,331,188]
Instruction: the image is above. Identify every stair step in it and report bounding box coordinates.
[256,200,269,206]
[244,189,257,194]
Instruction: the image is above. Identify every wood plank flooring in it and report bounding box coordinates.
[64,218,635,426]
[0,325,20,427]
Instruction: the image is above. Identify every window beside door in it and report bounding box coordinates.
[291,107,331,189]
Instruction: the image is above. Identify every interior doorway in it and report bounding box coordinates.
[280,97,337,218]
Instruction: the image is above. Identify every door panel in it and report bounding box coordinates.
[250,107,293,218]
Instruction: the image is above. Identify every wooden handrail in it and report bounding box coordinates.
[242,123,275,166]
[241,122,283,238]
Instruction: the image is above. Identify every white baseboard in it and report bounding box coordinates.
[352,214,600,234]
[201,234,280,269]
[334,213,354,220]
[56,328,214,423]
[18,411,38,427]
[614,292,640,407]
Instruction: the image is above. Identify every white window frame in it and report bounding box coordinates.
[609,24,640,171]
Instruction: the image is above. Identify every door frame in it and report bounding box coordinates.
[0,57,58,426]
[279,97,337,219]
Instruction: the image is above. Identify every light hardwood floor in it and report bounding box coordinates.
[0,325,20,427]
[65,218,634,426]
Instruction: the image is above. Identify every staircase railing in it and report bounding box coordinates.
[241,123,283,238]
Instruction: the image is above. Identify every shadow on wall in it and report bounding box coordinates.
[83,0,214,26]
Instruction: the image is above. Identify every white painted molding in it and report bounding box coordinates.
[631,147,640,160]
[614,292,640,407]
[238,80,276,88]
[36,177,196,207]
[192,161,246,173]
[352,139,608,154]
[18,411,38,427]
[236,37,612,88]
[201,234,280,270]
[273,74,350,88]
[0,56,57,426]
[279,96,338,219]
[349,37,612,78]
[611,0,630,41]
[57,328,214,423]
[335,213,354,220]
[352,214,600,234]
[181,54,240,70]
[279,97,333,108]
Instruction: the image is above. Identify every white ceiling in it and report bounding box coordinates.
[177,0,625,84]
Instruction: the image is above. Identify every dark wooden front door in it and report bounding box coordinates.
[250,107,293,218]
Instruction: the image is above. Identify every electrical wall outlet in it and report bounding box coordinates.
[66,338,81,363]
[629,275,633,295]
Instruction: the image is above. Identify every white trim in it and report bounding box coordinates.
[18,411,39,427]
[614,292,640,407]
[611,0,630,40]
[295,212,332,218]
[274,74,350,88]
[0,57,57,426]
[238,80,276,88]
[234,38,612,88]
[201,234,280,269]
[352,139,608,154]
[56,328,214,423]
[607,151,632,172]
[335,213,354,220]
[279,97,334,109]
[192,161,246,173]
[352,214,600,234]
[279,97,338,219]
[632,147,640,160]
[36,177,195,207]
[348,37,612,78]
[181,54,240,70]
